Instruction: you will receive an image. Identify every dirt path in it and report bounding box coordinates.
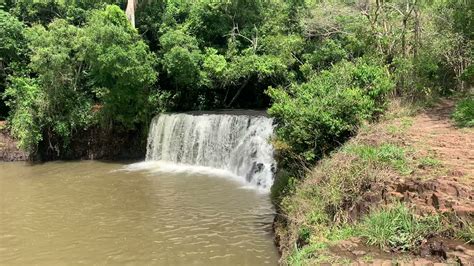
[356,100,474,264]
[407,100,474,184]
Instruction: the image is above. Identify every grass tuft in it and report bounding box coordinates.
[287,242,328,265]
[344,143,412,175]
[418,156,441,168]
[357,204,441,251]
[456,220,474,244]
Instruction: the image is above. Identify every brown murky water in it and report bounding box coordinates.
[0,161,278,265]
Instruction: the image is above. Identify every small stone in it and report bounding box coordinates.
[352,250,366,256]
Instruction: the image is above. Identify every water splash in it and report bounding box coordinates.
[145,113,276,190]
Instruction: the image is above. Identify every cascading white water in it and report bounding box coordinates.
[145,113,276,190]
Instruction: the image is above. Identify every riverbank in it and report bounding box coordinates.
[0,121,29,161]
[0,122,146,162]
[274,100,474,264]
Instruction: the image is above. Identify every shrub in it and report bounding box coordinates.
[452,96,474,127]
[3,77,44,151]
[267,59,393,165]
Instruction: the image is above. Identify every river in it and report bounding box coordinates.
[0,161,279,265]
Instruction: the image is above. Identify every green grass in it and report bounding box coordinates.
[344,143,412,175]
[287,242,353,265]
[286,203,443,264]
[452,97,474,127]
[357,204,442,251]
[418,156,441,168]
[456,221,474,244]
[287,242,328,265]
[387,117,413,135]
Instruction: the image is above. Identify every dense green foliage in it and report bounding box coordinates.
[3,4,156,152]
[0,1,472,264]
[268,59,394,164]
[0,0,472,158]
[0,10,27,119]
[265,0,473,167]
[452,96,474,127]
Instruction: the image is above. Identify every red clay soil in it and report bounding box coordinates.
[397,100,474,218]
[350,99,474,219]
[406,99,473,182]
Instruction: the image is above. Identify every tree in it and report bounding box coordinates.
[0,10,27,118]
[4,5,157,153]
[82,5,157,127]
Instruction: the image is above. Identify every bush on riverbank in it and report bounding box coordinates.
[267,59,394,167]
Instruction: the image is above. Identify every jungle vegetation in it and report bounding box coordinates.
[0,0,472,159]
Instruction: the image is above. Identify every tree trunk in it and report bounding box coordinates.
[126,0,137,28]
[226,78,250,108]
[413,2,420,59]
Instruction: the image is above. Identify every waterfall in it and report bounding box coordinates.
[145,113,276,190]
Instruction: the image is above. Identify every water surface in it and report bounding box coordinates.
[0,161,278,265]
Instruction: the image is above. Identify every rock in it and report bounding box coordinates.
[451,251,474,265]
[337,239,358,250]
[431,193,440,209]
[352,250,366,256]
[453,206,474,217]
[429,241,447,260]
[454,245,466,252]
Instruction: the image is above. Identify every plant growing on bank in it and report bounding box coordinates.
[285,203,443,264]
[358,204,442,251]
[268,58,394,165]
[344,144,412,175]
[452,96,474,127]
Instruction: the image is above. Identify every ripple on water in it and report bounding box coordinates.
[0,161,279,265]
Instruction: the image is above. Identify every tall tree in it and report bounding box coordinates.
[125,0,137,27]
